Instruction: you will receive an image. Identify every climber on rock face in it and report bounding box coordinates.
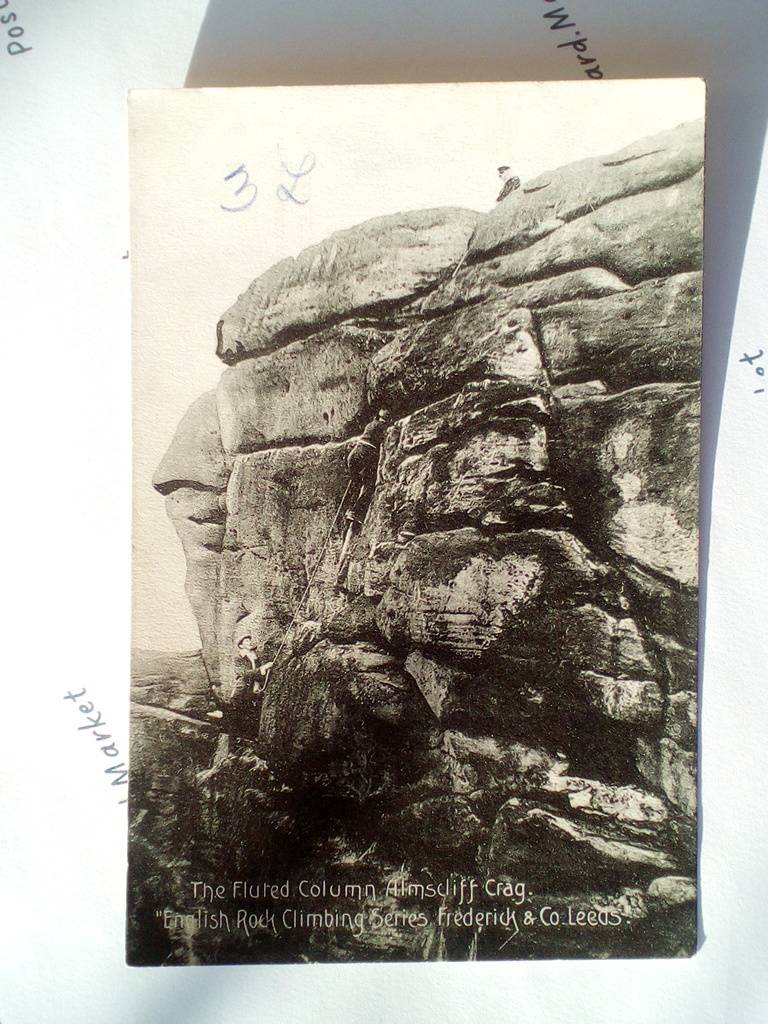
[334,408,392,588]
[345,407,391,526]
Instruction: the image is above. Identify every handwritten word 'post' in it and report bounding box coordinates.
[740,350,765,394]
[63,688,128,804]
[1,2,32,56]
[220,152,316,213]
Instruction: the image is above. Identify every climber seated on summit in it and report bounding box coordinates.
[496,166,520,203]
[345,407,391,526]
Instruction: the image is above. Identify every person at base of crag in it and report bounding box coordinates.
[204,634,273,735]
[345,407,391,526]
[496,165,521,203]
[236,634,273,694]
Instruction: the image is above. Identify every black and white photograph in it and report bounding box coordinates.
[128,80,704,965]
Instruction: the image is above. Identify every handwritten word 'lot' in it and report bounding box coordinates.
[740,350,765,394]
[64,688,128,804]
[220,152,316,213]
[542,0,603,79]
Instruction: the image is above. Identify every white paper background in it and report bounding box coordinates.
[2,1,767,1021]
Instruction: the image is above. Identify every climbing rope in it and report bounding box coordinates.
[449,241,470,281]
[253,479,353,694]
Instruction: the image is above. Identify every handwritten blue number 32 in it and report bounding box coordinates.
[220,154,316,212]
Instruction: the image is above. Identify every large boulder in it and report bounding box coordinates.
[468,118,704,260]
[461,171,703,290]
[162,488,225,685]
[217,442,370,700]
[153,393,229,684]
[555,778,670,828]
[647,875,696,909]
[401,649,566,732]
[358,382,568,539]
[664,691,697,748]
[538,272,702,389]
[487,796,679,887]
[439,730,568,795]
[153,391,229,494]
[259,639,414,765]
[404,650,476,722]
[367,299,545,413]
[422,264,631,316]
[553,383,699,587]
[375,528,656,682]
[216,207,478,363]
[131,649,213,714]
[637,736,696,818]
[216,322,393,454]
[577,672,663,726]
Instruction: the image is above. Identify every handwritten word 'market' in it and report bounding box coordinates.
[542,0,603,79]
[64,688,128,804]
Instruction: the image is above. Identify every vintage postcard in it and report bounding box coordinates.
[129,80,704,965]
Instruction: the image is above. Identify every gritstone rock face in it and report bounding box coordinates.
[131,118,703,963]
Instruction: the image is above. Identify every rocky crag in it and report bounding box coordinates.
[129,120,702,964]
